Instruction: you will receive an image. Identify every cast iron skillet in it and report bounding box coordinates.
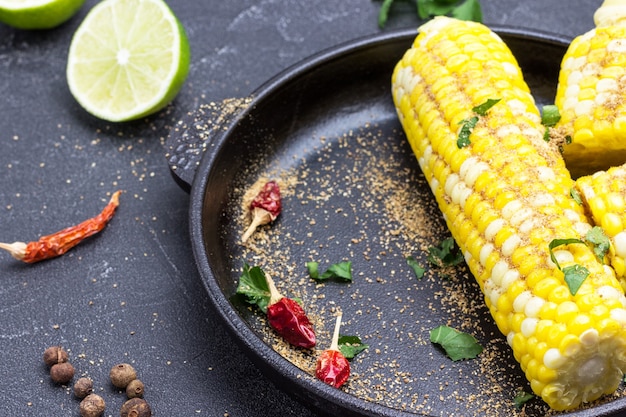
[166,27,626,417]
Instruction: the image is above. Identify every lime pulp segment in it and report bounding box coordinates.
[66,0,190,122]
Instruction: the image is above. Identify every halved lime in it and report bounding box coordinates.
[66,0,190,122]
[0,0,85,29]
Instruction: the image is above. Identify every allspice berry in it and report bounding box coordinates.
[79,393,106,417]
[109,363,137,389]
[125,379,144,398]
[43,346,69,367]
[74,377,94,399]
[50,361,75,384]
[120,398,151,417]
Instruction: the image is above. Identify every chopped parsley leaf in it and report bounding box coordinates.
[541,105,561,142]
[457,116,478,148]
[338,335,369,359]
[513,390,535,409]
[307,261,352,281]
[428,237,464,268]
[457,99,500,148]
[586,226,611,263]
[430,325,483,361]
[548,238,590,295]
[541,105,561,127]
[236,263,271,313]
[407,256,426,279]
[472,98,500,116]
[562,264,590,295]
[570,187,582,205]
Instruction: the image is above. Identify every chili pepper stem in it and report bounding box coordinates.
[0,241,27,260]
[264,272,284,306]
[241,207,274,243]
[330,314,342,351]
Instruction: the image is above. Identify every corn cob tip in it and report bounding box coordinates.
[553,19,626,176]
[595,0,626,27]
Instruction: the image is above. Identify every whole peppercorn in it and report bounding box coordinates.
[109,363,137,389]
[43,346,69,367]
[50,361,75,384]
[120,398,151,417]
[73,377,94,399]
[79,393,106,417]
[125,379,144,398]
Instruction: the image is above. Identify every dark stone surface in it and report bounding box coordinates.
[0,1,601,416]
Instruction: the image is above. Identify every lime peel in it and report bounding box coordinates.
[66,0,190,122]
[0,0,86,29]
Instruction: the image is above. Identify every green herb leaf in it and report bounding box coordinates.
[377,0,396,28]
[430,325,483,361]
[570,187,582,205]
[428,237,464,268]
[513,390,535,409]
[236,263,271,314]
[541,105,561,127]
[307,261,353,281]
[338,335,369,359]
[548,238,584,270]
[586,226,611,262]
[457,116,477,148]
[456,99,499,148]
[548,239,590,295]
[451,0,482,21]
[418,0,457,19]
[378,0,483,28]
[541,105,561,142]
[306,261,320,279]
[407,256,426,279]
[563,264,590,295]
[472,98,500,116]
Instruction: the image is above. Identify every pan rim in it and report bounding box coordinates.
[187,26,626,417]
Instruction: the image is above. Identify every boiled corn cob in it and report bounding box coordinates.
[392,16,626,410]
[553,0,626,177]
[575,163,626,284]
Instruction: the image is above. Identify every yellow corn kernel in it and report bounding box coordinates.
[392,16,626,410]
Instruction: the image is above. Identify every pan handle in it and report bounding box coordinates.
[165,98,249,193]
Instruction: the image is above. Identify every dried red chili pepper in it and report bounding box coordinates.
[0,191,121,263]
[316,314,350,388]
[242,180,281,242]
[265,272,316,348]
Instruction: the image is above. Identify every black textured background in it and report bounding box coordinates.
[0,1,600,416]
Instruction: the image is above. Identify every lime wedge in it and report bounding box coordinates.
[0,0,85,29]
[66,0,190,122]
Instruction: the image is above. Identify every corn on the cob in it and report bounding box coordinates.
[576,163,626,285]
[553,0,626,177]
[392,16,626,410]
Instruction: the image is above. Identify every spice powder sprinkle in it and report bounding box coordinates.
[222,121,625,417]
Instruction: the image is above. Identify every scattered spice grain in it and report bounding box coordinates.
[221,113,626,416]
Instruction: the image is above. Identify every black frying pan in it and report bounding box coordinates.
[166,27,626,417]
